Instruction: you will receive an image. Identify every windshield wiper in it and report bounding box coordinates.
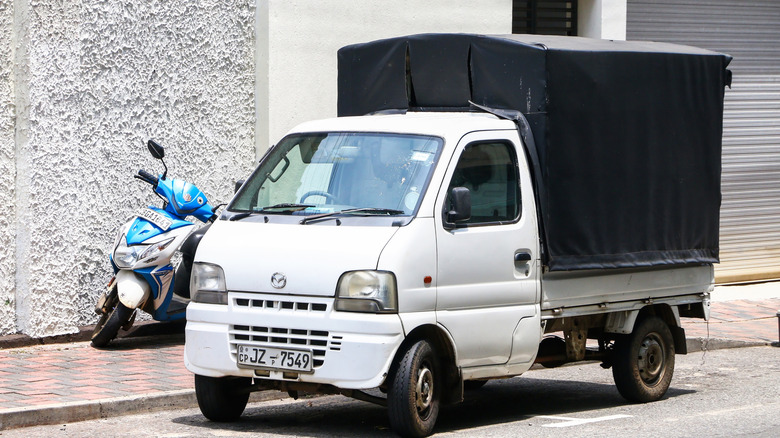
[227,204,314,221]
[257,203,314,213]
[228,211,252,221]
[343,207,405,216]
[300,208,405,225]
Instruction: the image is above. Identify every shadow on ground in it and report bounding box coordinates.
[90,320,186,351]
[172,377,695,436]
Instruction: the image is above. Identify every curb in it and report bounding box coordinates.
[0,389,283,431]
[0,390,196,431]
[685,337,770,352]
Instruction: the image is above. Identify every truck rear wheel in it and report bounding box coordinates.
[195,374,251,422]
[388,340,441,438]
[612,315,675,403]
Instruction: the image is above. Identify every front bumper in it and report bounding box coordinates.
[185,291,405,389]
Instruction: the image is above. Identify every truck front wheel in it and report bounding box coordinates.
[388,339,441,437]
[194,374,251,422]
[612,315,675,403]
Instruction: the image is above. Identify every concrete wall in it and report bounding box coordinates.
[256,0,514,155]
[2,1,256,337]
[0,1,15,334]
[579,0,627,40]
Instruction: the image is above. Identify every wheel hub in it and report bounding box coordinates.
[415,366,433,412]
[637,333,665,385]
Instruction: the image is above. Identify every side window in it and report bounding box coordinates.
[446,142,521,225]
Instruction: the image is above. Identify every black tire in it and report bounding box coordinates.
[612,315,676,403]
[464,380,488,391]
[172,261,191,299]
[388,340,441,438]
[91,302,133,348]
[195,374,251,422]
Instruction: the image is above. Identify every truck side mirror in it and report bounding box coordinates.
[445,187,471,227]
[234,180,245,194]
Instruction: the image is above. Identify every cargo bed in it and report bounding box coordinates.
[540,264,713,319]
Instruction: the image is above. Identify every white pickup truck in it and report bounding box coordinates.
[184,34,732,437]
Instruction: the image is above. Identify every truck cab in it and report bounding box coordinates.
[186,111,543,390]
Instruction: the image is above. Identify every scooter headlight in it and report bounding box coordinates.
[114,243,142,269]
[113,237,175,269]
[137,237,176,263]
[113,227,126,252]
[112,225,133,268]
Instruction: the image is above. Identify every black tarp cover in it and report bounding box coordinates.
[337,34,732,271]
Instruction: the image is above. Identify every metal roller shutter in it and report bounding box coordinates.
[627,0,780,283]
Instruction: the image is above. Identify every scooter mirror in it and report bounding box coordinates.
[147,140,165,160]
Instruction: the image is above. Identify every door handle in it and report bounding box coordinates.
[514,252,532,262]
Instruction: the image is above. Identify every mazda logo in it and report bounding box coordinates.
[271,272,287,289]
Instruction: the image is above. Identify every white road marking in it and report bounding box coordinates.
[702,404,763,416]
[537,414,633,428]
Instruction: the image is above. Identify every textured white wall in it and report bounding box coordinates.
[4,1,256,337]
[0,1,15,334]
[1,0,512,337]
[257,0,513,153]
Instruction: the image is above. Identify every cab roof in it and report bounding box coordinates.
[288,111,516,140]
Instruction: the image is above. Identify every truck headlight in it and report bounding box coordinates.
[191,262,228,305]
[335,271,397,313]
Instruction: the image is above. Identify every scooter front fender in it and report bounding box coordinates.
[116,270,151,309]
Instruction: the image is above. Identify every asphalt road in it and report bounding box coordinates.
[6,346,779,437]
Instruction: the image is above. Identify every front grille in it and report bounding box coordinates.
[234,298,328,312]
[230,325,329,368]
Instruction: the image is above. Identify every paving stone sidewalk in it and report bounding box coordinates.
[0,297,777,430]
[0,337,190,409]
[684,297,780,345]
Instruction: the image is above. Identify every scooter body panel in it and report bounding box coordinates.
[155,178,214,222]
[116,270,151,309]
[125,207,193,246]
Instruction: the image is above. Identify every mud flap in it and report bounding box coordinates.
[670,325,688,355]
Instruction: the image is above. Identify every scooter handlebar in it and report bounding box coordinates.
[135,169,159,186]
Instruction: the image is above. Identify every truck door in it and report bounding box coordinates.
[434,131,540,368]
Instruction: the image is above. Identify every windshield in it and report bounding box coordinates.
[229,132,443,218]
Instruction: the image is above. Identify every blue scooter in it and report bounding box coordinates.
[92,140,217,347]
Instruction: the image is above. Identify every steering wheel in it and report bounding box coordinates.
[300,190,339,204]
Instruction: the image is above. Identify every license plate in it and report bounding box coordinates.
[137,208,172,231]
[237,345,313,373]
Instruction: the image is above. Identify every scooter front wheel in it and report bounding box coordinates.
[91,302,133,348]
